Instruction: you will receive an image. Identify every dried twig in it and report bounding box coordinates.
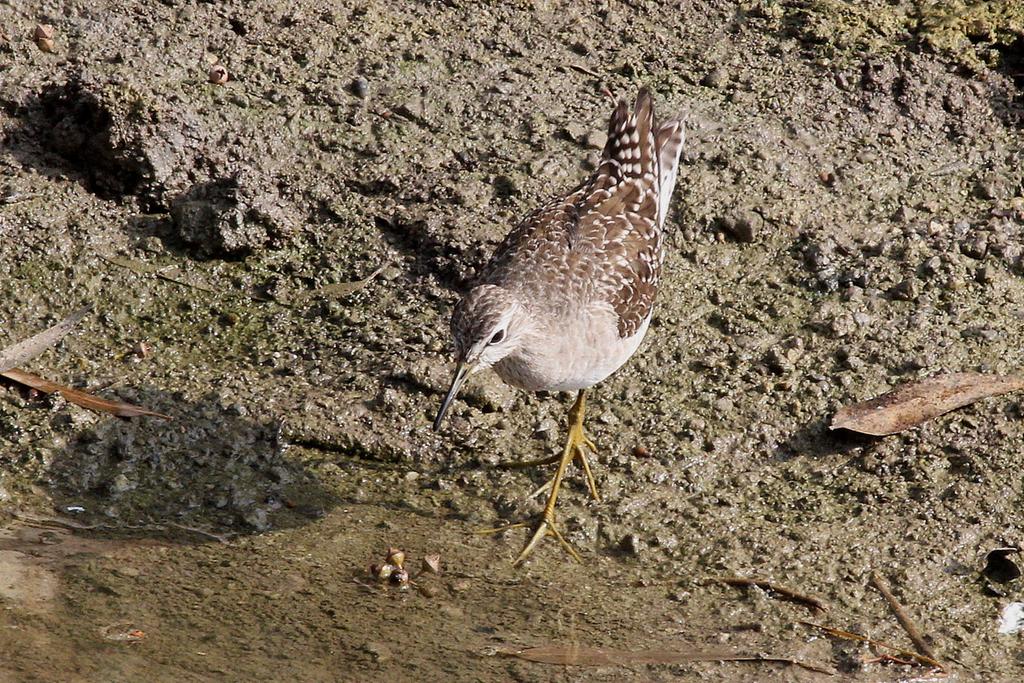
[97,253,281,305]
[11,512,233,543]
[831,372,1024,436]
[799,621,944,671]
[870,571,942,668]
[567,63,602,79]
[717,576,828,613]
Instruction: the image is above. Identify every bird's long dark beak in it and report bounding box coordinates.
[433,361,470,431]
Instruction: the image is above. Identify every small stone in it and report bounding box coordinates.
[452,178,490,208]
[803,240,834,269]
[462,379,516,413]
[890,277,920,301]
[422,554,441,574]
[975,174,1006,200]
[564,122,587,143]
[701,66,728,89]
[945,275,966,291]
[1003,243,1023,269]
[976,265,995,284]
[717,211,762,243]
[619,533,643,555]
[961,235,988,259]
[893,205,915,223]
[351,77,369,98]
[242,507,269,530]
[534,417,557,436]
[208,64,229,85]
[920,256,942,278]
[828,314,857,338]
[33,24,55,53]
[362,641,392,663]
[110,473,133,495]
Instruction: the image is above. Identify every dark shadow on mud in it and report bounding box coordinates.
[776,416,878,462]
[989,36,1024,128]
[2,78,151,207]
[374,214,487,293]
[14,385,338,542]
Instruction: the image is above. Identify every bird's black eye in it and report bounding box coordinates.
[489,329,505,345]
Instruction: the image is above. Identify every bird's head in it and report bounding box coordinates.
[433,284,527,430]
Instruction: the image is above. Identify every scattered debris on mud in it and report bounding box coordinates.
[1,0,1023,680]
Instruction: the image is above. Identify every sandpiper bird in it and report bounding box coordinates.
[433,89,685,564]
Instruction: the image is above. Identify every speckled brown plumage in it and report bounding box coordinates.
[440,89,684,401]
[476,89,683,339]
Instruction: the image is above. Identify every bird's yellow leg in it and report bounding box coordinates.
[511,389,593,564]
[495,394,601,502]
[477,390,600,563]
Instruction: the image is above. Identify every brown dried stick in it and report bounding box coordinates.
[799,621,943,670]
[869,571,942,668]
[718,576,828,613]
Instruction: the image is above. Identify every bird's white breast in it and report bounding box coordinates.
[493,307,652,392]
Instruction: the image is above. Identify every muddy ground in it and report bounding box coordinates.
[1,0,1024,680]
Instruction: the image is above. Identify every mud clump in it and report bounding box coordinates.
[171,170,295,257]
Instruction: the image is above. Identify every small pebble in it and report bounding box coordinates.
[582,130,608,150]
[961,235,988,259]
[208,64,229,85]
[717,211,762,243]
[619,533,642,555]
[701,66,728,89]
[921,256,942,278]
[422,554,441,574]
[351,77,369,98]
[975,174,1005,200]
[890,277,920,301]
[33,23,55,52]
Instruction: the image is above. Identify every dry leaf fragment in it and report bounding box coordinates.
[0,306,91,373]
[1,368,170,419]
[317,263,388,298]
[830,372,1024,436]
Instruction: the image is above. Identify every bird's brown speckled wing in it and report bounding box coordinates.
[481,89,684,338]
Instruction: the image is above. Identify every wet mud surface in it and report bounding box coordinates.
[2,0,1024,680]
